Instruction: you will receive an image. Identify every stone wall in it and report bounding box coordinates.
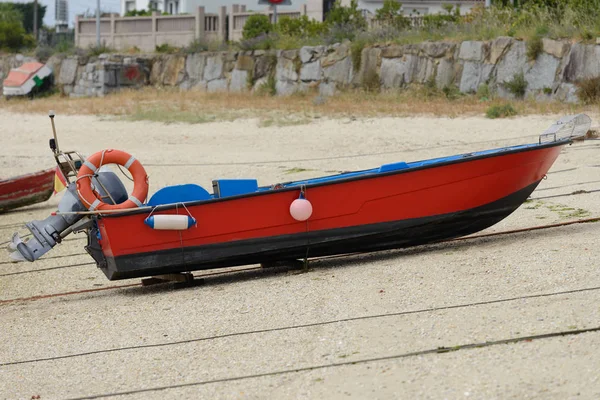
[1,38,599,102]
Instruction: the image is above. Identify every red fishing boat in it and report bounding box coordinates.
[8,113,592,281]
[0,168,55,213]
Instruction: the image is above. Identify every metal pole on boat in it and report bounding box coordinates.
[49,110,60,154]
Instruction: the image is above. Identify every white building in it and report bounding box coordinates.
[55,0,69,31]
[120,0,482,20]
[342,0,485,16]
[121,0,312,16]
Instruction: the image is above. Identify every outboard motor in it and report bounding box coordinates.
[9,111,129,262]
[10,171,127,262]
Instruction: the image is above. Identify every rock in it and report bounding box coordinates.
[253,54,276,80]
[204,54,224,81]
[276,80,298,95]
[300,46,324,63]
[380,55,418,88]
[207,78,228,92]
[162,55,185,86]
[489,37,512,64]
[542,38,569,58]
[321,43,350,68]
[496,41,528,83]
[458,41,485,61]
[416,57,436,83]
[280,49,299,60]
[319,81,336,96]
[252,76,268,92]
[186,53,206,83]
[235,55,254,71]
[381,45,403,59]
[435,58,455,89]
[276,57,298,82]
[323,56,352,84]
[459,62,493,93]
[229,69,248,92]
[525,53,559,90]
[353,47,381,86]
[300,60,321,81]
[563,43,600,82]
[57,57,78,85]
[422,42,455,58]
[555,82,579,103]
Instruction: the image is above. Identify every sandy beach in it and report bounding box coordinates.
[1,111,600,399]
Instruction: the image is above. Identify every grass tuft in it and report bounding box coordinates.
[486,103,517,119]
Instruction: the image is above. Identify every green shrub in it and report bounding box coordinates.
[156,43,179,53]
[374,0,410,29]
[477,83,492,101]
[325,0,367,30]
[486,103,517,119]
[87,43,115,56]
[0,20,30,51]
[526,35,543,61]
[276,15,325,37]
[243,14,272,40]
[575,76,600,104]
[442,84,462,100]
[504,72,528,98]
[350,39,367,72]
[543,86,553,95]
[256,74,276,96]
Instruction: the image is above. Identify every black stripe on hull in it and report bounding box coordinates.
[97,180,541,280]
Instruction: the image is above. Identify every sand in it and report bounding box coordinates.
[1,111,600,399]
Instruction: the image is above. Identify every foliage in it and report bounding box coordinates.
[526,34,543,60]
[87,43,115,56]
[442,84,462,100]
[0,5,33,51]
[155,43,180,53]
[125,9,153,16]
[374,0,410,29]
[324,0,367,41]
[486,103,517,119]
[476,83,492,101]
[256,74,277,96]
[504,72,528,98]
[11,2,46,33]
[575,76,600,104]
[275,15,326,37]
[243,14,272,40]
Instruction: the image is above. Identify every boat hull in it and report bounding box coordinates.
[95,179,540,280]
[91,142,565,280]
[0,169,55,213]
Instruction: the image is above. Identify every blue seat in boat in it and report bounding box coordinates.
[212,179,258,198]
[147,184,211,206]
[378,161,409,173]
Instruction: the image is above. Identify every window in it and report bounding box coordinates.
[125,0,135,12]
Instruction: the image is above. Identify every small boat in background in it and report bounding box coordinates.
[0,168,55,213]
[7,113,593,281]
[2,62,53,98]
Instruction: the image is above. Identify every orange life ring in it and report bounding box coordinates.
[76,149,149,211]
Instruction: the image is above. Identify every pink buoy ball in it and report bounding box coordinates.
[290,198,313,221]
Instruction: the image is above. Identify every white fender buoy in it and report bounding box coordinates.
[144,215,196,230]
[290,195,313,221]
